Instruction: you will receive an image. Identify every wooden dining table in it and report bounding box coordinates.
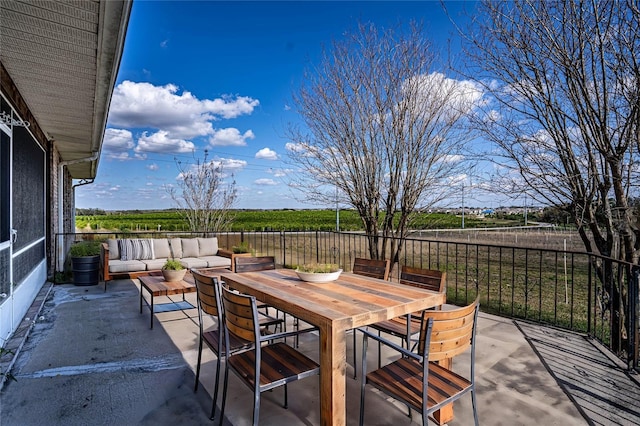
[220,269,447,426]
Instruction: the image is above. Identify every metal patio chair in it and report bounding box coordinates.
[219,285,320,425]
[351,257,391,378]
[367,266,446,367]
[191,269,282,421]
[359,297,480,426]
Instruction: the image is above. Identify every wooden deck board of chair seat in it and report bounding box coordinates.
[370,315,422,336]
[366,356,472,413]
[228,342,320,390]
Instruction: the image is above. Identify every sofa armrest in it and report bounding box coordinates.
[217,248,233,259]
[217,249,252,272]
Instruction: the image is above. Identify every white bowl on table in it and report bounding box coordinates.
[295,269,342,283]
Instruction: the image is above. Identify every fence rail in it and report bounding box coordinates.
[57,230,639,370]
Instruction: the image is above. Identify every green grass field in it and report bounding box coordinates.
[75,209,525,232]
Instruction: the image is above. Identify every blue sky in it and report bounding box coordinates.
[76,1,482,211]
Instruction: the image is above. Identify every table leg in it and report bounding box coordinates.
[319,324,346,426]
[433,357,454,424]
[150,293,154,329]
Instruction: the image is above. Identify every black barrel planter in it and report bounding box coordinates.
[68,241,102,286]
[71,255,100,286]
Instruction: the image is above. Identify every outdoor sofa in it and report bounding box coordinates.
[101,237,237,282]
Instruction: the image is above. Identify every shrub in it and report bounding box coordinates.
[296,263,340,273]
[69,241,101,257]
[162,259,184,270]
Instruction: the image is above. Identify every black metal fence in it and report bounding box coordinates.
[56,230,639,370]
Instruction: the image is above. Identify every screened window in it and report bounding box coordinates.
[0,130,9,243]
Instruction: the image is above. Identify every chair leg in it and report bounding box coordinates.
[377,331,382,369]
[194,338,203,392]
[219,363,230,426]
[210,355,222,421]
[252,388,261,426]
[358,334,369,426]
[472,389,479,426]
[352,330,357,379]
[284,383,288,408]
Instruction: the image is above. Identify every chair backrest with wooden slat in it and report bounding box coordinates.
[417,297,479,361]
[234,256,276,273]
[400,266,446,293]
[221,285,259,347]
[352,258,390,281]
[192,269,222,320]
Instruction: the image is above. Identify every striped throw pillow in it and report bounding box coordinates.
[118,239,154,260]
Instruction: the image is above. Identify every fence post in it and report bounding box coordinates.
[280,231,286,268]
[316,231,320,264]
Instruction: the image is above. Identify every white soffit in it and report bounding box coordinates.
[0,0,131,178]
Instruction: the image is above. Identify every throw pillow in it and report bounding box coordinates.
[182,238,199,258]
[197,237,218,256]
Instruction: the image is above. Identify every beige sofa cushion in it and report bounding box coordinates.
[107,239,120,260]
[180,257,208,269]
[153,239,171,259]
[168,238,183,258]
[200,255,231,269]
[198,237,219,256]
[141,259,167,271]
[182,238,199,258]
[109,259,147,273]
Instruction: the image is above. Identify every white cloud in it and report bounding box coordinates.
[146,163,159,171]
[255,147,278,160]
[269,168,293,177]
[209,128,255,147]
[441,154,464,163]
[285,142,306,153]
[216,158,247,172]
[103,128,134,152]
[160,39,169,48]
[105,152,134,161]
[135,130,195,154]
[254,178,278,186]
[411,72,484,118]
[107,81,259,139]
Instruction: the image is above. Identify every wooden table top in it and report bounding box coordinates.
[221,268,446,331]
[138,274,196,297]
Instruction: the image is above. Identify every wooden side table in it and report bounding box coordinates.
[138,274,196,329]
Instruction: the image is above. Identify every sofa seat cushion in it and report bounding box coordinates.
[109,259,147,273]
[180,257,209,269]
[141,259,168,271]
[200,255,232,268]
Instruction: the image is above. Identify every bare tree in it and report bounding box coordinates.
[459,0,640,355]
[287,22,476,265]
[167,150,237,232]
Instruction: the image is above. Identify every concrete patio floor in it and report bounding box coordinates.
[0,278,638,425]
